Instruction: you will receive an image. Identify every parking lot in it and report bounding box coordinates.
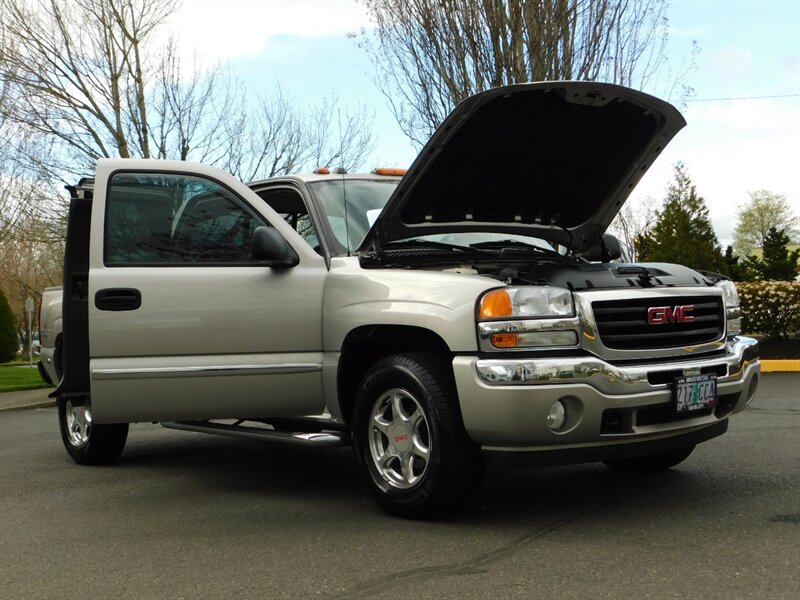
[1,373,798,599]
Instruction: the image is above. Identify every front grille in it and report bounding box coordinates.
[592,296,724,350]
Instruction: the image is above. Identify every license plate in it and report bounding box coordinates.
[674,374,717,414]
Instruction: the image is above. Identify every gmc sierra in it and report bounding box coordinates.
[53,81,760,517]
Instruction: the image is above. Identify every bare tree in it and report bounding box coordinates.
[0,0,178,173]
[215,89,374,182]
[0,0,374,179]
[357,0,695,146]
[607,195,658,262]
[1,124,66,251]
[1,0,375,303]
[0,182,66,330]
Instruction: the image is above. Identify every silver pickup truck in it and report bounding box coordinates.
[54,82,760,517]
[37,286,63,385]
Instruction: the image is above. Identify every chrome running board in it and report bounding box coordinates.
[161,419,349,447]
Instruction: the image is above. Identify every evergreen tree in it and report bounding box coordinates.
[0,288,20,363]
[743,227,800,280]
[633,232,655,265]
[638,163,725,272]
[722,245,753,281]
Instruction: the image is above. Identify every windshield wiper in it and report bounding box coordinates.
[383,239,479,254]
[373,238,496,266]
[470,239,561,255]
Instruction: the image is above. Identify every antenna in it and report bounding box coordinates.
[341,168,350,257]
[335,107,351,257]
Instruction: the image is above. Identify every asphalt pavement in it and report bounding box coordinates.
[0,373,798,599]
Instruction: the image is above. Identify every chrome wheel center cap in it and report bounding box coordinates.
[388,422,413,454]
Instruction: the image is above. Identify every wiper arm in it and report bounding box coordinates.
[470,240,559,255]
[384,239,478,254]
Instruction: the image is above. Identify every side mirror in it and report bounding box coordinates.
[579,233,622,262]
[252,226,299,268]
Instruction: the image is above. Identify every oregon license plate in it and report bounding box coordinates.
[675,374,717,414]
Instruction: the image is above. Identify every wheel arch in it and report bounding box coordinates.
[337,325,452,425]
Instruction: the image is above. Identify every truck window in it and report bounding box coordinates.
[105,173,266,266]
[257,187,319,250]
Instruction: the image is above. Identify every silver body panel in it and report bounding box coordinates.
[320,257,500,421]
[90,353,323,422]
[322,256,497,352]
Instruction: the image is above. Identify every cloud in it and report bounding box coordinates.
[670,24,714,38]
[707,46,753,78]
[163,0,370,68]
[631,97,800,243]
[685,98,799,132]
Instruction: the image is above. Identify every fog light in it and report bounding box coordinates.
[547,400,567,431]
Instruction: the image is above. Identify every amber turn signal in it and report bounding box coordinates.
[480,289,513,318]
[490,333,519,348]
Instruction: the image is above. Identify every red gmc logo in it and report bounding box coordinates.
[647,305,695,325]
[393,434,410,442]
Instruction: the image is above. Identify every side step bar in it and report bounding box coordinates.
[161,420,350,447]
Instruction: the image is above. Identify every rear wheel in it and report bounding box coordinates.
[352,353,483,518]
[58,397,128,465]
[604,445,695,474]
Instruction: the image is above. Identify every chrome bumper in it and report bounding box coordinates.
[452,337,760,450]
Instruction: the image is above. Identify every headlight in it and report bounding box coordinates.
[715,279,739,308]
[479,286,574,319]
[715,280,741,337]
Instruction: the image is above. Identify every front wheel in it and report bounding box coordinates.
[352,353,483,518]
[58,397,128,465]
[604,445,695,474]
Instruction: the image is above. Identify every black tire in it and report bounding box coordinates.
[604,445,695,474]
[58,397,128,465]
[352,353,483,518]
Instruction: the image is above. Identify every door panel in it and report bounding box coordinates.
[88,161,326,423]
[89,353,323,423]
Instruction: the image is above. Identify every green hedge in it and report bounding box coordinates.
[736,280,800,340]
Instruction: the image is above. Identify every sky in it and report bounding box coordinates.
[166,0,800,247]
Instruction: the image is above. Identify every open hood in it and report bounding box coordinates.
[359,81,685,255]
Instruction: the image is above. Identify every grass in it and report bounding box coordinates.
[0,363,54,393]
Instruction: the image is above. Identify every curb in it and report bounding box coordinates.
[760,360,800,373]
[0,399,56,412]
[0,388,56,412]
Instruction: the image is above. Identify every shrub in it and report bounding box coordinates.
[0,289,19,363]
[736,280,800,340]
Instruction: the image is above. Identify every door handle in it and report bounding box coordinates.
[95,288,142,311]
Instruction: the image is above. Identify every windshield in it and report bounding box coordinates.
[309,179,396,252]
[308,179,555,254]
